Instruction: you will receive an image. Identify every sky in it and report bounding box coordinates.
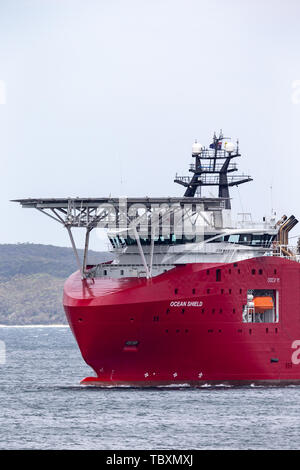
[0,0,300,249]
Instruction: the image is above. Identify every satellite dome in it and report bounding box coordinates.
[192,141,203,155]
[224,141,235,153]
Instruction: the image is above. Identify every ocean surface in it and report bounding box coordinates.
[0,326,300,450]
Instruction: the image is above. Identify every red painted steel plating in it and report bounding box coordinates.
[63,257,300,386]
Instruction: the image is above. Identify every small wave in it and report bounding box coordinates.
[214,383,233,388]
[81,384,136,390]
[197,383,233,388]
[156,383,191,388]
[81,383,192,390]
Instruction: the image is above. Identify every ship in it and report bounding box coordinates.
[15,131,300,386]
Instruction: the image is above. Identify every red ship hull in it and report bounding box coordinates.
[63,257,300,386]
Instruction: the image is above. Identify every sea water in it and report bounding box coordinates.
[0,326,299,450]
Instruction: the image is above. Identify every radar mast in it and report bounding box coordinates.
[174,131,252,209]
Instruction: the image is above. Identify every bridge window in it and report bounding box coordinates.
[239,234,252,244]
[108,232,275,248]
[228,234,239,243]
[217,233,275,247]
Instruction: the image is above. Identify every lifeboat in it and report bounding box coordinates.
[253,296,274,313]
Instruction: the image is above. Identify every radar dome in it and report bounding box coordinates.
[224,141,235,153]
[192,141,203,155]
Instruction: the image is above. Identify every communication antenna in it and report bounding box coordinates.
[270,182,274,216]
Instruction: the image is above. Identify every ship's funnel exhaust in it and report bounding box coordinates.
[275,215,298,256]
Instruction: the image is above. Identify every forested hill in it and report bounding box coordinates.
[0,243,106,325]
